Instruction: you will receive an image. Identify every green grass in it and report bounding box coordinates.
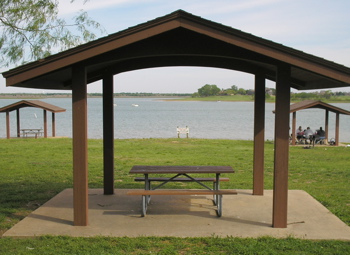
[0,236,349,254]
[0,138,349,253]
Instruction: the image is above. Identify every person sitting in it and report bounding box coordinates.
[296,126,304,143]
[304,127,314,144]
[316,127,326,144]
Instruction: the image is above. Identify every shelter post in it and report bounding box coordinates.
[43,110,48,138]
[253,72,265,195]
[336,113,340,146]
[72,64,89,226]
[16,109,20,137]
[292,112,296,145]
[103,74,115,195]
[325,110,329,142]
[6,111,10,139]
[52,112,56,137]
[273,64,291,228]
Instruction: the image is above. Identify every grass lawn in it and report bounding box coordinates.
[0,138,349,254]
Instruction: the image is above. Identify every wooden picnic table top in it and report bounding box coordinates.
[129,165,234,174]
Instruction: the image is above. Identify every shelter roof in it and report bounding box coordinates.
[0,100,66,113]
[289,100,350,115]
[2,10,350,91]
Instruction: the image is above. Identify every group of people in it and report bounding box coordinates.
[296,126,326,144]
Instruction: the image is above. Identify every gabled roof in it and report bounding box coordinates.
[0,100,66,113]
[2,10,350,91]
[289,100,350,115]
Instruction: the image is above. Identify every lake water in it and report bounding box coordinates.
[1,98,350,142]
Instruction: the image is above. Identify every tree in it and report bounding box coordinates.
[197,84,220,97]
[246,89,254,96]
[231,85,238,93]
[0,0,105,67]
[191,92,200,98]
[237,88,246,95]
[321,90,333,99]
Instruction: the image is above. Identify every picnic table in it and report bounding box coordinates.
[128,165,236,217]
[21,128,43,138]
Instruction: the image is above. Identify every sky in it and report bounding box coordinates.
[1,0,350,94]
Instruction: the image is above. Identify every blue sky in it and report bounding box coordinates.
[1,0,350,93]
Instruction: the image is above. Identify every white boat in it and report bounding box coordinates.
[132,104,139,107]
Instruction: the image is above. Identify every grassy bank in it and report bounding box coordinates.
[0,138,349,253]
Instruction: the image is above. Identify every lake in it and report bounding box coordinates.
[1,98,350,142]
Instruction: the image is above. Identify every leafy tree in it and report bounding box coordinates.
[0,0,105,67]
[231,85,238,93]
[321,90,333,99]
[246,89,254,96]
[335,91,345,96]
[237,88,246,95]
[219,89,234,95]
[198,84,220,97]
[191,92,200,98]
[291,92,319,100]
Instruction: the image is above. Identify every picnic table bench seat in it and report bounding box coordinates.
[127,189,237,196]
[134,176,230,191]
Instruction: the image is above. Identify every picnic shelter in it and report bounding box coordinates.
[0,100,66,139]
[2,10,350,228]
[289,100,350,146]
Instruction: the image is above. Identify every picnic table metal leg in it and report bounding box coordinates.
[141,195,147,217]
[141,174,150,216]
[214,173,222,217]
[145,174,151,204]
[216,195,222,217]
[213,174,220,205]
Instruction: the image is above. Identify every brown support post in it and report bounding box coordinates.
[16,109,20,137]
[273,64,291,228]
[6,111,10,139]
[72,64,88,226]
[291,112,296,145]
[103,74,115,195]
[43,110,48,138]
[52,112,56,137]
[253,72,265,195]
[335,112,340,146]
[325,110,329,142]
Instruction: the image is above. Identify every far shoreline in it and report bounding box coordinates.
[1,93,350,103]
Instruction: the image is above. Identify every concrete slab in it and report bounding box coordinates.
[3,189,350,240]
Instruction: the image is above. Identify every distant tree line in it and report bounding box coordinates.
[1,89,349,99]
[192,84,350,100]
[192,84,275,98]
[0,93,72,98]
[290,90,350,100]
[111,92,192,97]
[0,92,192,98]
